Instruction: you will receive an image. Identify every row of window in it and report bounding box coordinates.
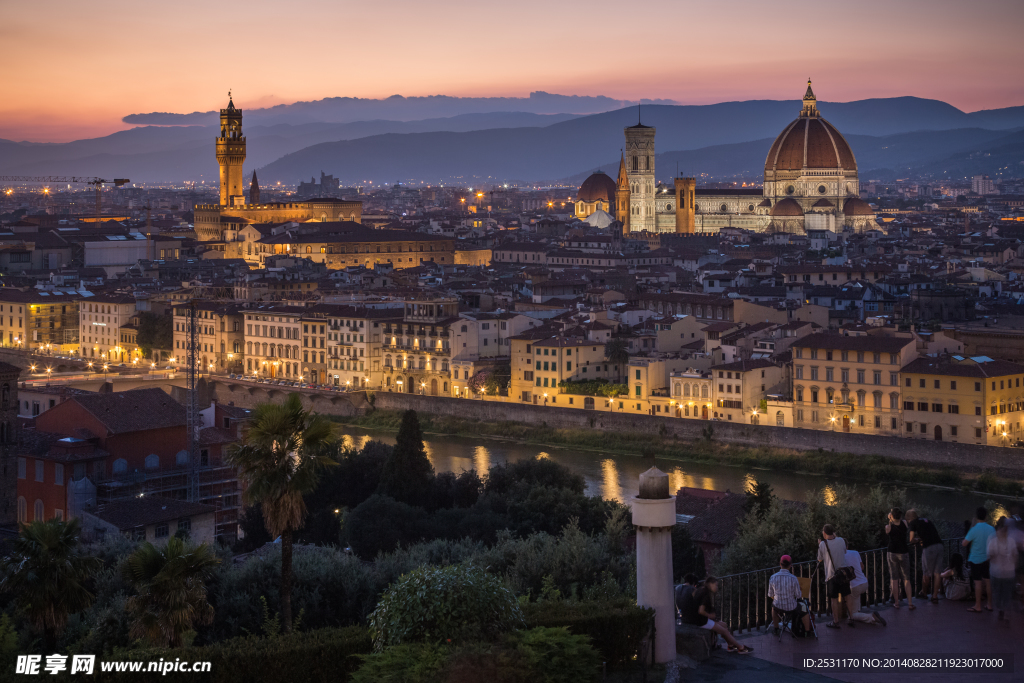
[795,387,901,409]
[794,366,897,384]
[904,401,966,414]
[794,349,899,365]
[16,497,62,524]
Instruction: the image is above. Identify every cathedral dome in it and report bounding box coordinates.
[765,81,857,173]
[577,171,618,203]
[770,198,804,217]
[843,198,874,216]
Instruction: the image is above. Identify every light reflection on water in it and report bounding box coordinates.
[336,427,1014,523]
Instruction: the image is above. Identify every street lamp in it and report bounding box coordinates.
[102,364,109,380]
[830,415,837,431]
[45,367,52,383]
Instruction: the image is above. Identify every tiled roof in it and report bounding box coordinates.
[901,356,1024,379]
[793,332,914,354]
[91,497,217,530]
[64,388,186,435]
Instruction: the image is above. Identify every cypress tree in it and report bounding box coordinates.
[378,410,435,506]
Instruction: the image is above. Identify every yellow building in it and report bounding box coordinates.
[80,294,138,362]
[792,333,915,435]
[509,333,616,406]
[0,290,80,353]
[670,370,713,419]
[710,359,786,424]
[172,303,246,375]
[900,354,1024,445]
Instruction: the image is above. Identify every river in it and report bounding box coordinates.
[338,428,1016,524]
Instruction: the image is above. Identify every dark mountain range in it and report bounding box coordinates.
[3,97,1023,184]
[562,128,1021,185]
[0,112,579,181]
[121,91,664,126]
[258,100,1024,185]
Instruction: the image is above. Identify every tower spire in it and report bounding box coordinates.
[249,169,261,205]
[800,78,818,117]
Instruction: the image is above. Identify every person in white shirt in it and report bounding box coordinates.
[844,547,887,627]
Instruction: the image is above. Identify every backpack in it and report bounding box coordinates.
[944,576,971,601]
[789,599,811,637]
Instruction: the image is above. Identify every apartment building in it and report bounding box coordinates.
[171,303,246,375]
[0,290,80,352]
[900,354,1024,445]
[80,294,137,362]
[242,305,305,378]
[321,306,403,389]
[509,334,616,406]
[710,359,786,423]
[792,333,915,435]
[670,370,714,419]
[379,299,456,395]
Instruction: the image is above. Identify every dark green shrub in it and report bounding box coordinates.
[521,599,652,670]
[346,494,424,558]
[484,457,585,496]
[368,564,524,651]
[76,625,371,683]
[351,627,598,683]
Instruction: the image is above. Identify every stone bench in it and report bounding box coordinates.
[676,621,716,661]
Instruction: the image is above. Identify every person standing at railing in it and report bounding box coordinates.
[906,509,943,604]
[843,546,887,627]
[963,506,995,613]
[987,517,1020,623]
[817,524,853,630]
[885,507,915,610]
[768,555,811,636]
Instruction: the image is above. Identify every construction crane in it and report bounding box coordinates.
[0,176,130,223]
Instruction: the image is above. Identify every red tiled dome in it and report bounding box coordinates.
[843,198,874,216]
[770,198,804,217]
[765,117,857,172]
[577,172,618,203]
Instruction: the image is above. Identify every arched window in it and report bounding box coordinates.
[776,411,785,426]
[112,459,128,474]
[683,383,691,397]
[34,500,43,521]
[701,385,709,399]
[17,497,26,524]
[176,450,189,466]
[145,454,159,470]
[306,246,312,254]
[1,383,9,409]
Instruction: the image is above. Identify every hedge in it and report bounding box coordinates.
[521,599,653,670]
[65,625,371,683]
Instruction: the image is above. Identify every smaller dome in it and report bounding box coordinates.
[757,198,772,207]
[843,198,874,216]
[577,172,618,203]
[812,198,834,208]
[770,198,804,217]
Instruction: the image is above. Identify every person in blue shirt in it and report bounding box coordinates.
[963,506,995,613]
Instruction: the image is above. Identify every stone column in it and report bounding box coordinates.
[632,466,676,664]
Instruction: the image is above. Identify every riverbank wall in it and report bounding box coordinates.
[202,379,1024,477]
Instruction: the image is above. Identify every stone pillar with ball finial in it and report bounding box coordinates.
[633,466,676,663]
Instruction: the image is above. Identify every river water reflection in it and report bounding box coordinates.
[339,429,1013,524]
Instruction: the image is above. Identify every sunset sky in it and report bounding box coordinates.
[3,0,1022,142]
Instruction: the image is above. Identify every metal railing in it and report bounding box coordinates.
[716,538,963,633]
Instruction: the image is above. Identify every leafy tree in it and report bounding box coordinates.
[483,364,511,396]
[136,312,173,360]
[603,338,630,380]
[377,410,434,507]
[744,479,775,521]
[346,495,423,559]
[484,457,585,496]
[226,393,337,633]
[235,503,273,553]
[123,536,220,647]
[368,564,524,651]
[0,518,101,650]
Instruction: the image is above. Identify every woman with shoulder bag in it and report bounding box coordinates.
[817,524,854,629]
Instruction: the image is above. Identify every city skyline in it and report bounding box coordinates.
[3,0,1023,142]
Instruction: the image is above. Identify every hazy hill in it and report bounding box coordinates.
[4,97,1024,183]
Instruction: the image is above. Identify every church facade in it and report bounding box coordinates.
[194,95,362,243]
[575,81,876,236]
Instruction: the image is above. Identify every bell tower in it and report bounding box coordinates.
[216,92,246,207]
[615,152,631,235]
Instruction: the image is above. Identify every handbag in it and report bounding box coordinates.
[823,538,855,584]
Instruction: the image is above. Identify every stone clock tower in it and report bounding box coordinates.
[624,119,655,232]
[216,93,246,207]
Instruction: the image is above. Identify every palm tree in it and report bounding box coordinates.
[225,393,336,633]
[123,536,220,647]
[0,518,100,650]
[604,337,630,381]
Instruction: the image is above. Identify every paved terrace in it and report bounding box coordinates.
[723,597,1024,683]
